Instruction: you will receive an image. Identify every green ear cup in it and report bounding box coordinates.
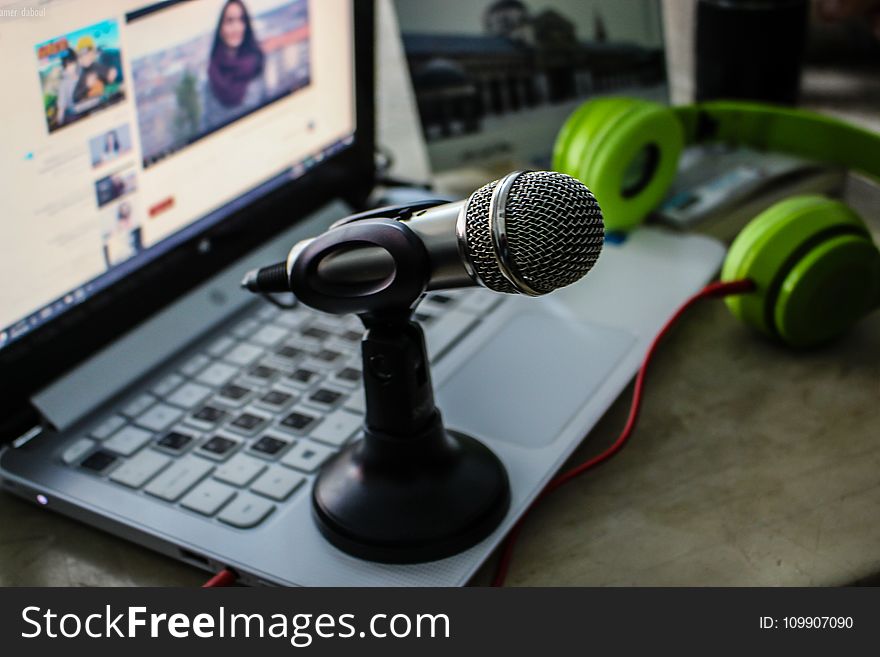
[775,234,880,346]
[722,195,880,347]
[553,97,634,178]
[553,98,684,232]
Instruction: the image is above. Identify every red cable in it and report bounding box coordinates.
[202,568,237,588]
[491,278,756,587]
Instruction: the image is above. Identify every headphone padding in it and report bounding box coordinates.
[553,98,683,232]
[775,234,880,346]
[553,97,635,182]
[722,195,878,345]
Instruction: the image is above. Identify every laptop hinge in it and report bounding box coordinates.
[31,201,349,433]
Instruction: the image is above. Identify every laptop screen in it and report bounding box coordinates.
[0,0,355,352]
[394,0,667,175]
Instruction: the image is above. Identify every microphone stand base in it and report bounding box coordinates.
[312,427,510,564]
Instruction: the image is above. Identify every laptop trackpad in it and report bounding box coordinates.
[437,312,635,448]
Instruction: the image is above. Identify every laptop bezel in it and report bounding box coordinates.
[0,0,375,444]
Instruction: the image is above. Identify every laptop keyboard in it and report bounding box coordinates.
[59,289,502,529]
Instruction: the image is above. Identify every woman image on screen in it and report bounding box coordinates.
[202,0,266,131]
[101,130,121,164]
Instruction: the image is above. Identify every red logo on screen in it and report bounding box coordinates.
[149,197,175,218]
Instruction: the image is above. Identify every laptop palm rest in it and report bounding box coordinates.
[437,313,634,448]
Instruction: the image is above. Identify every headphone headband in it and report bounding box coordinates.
[673,102,880,184]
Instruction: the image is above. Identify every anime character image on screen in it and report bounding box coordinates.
[130,0,311,168]
[36,18,125,133]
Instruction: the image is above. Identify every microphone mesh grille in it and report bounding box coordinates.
[464,171,604,294]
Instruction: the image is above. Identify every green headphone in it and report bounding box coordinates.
[553,97,880,348]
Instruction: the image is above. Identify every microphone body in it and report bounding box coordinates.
[243,171,604,308]
[403,200,471,291]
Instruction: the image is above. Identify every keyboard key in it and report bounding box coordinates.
[280,440,334,473]
[245,364,279,382]
[228,412,268,435]
[215,383,252,406]
[251,325,288,347]
[254,389,295,412]
[194,405,227,422]
[339,329,362,343]
[256,304,280,321]
[214,453,267,487]
[313,348,342,363]
[121,393,157,418]
[309,409,361,447]
[304,388,344,411]
[109,450,171,488]
[166,382,212,409]
[91,414,126,440]
[301,355,339,373]
[80,450,117,473]
[180,480,236,516]
[250,466,305,501]
[231,318,260,339]
[250,434,291,458]
[218,493,275,528]
[156,430,196,453]
[180,353,210,377]
[283,367,319,389]
[301,326,330,341]
[274,310,306,328]
[273,344,304,361]
[62,437,95,465]
[187,405,229,430]
[279,410,319,434]
[343,389,366,415]
[103,426,153,457]
[151,373,184,397]
[224,342,263,366]
[144,456,213,501]
[205,336,235,358]
[198,435,241,460]
[195,362,238,387]
[334,366,362,385]
[134,403,183,433]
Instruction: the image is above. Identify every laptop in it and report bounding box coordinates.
[0,0,725,586]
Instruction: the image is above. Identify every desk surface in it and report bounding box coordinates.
[2,293,878,586]
[3,58,880,586]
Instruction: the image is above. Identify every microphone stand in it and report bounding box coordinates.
[291,218,510,563]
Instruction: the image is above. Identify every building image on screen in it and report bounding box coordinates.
[130,0,311,167]
[394,0,667,172]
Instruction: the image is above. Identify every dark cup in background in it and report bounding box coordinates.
[695,0,809,105]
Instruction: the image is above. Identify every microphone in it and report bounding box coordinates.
[242,170,604,299]
[243,172,604,562]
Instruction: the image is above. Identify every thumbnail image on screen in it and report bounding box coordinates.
[35,18,126,133]
[88,124,133,168]
[130,0,312,168]
[101,199,143,268]
[95,168,138,208]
